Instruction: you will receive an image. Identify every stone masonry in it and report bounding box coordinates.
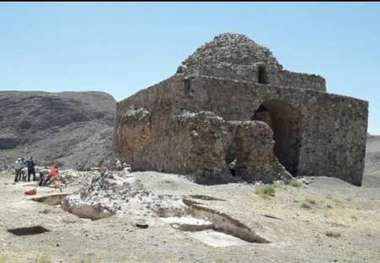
[113,33,368,186]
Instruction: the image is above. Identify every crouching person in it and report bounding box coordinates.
[40,162,63,190]
[38,171,46,186]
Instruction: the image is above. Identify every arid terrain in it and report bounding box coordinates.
[0,136,379,263]
[0,91,116,170]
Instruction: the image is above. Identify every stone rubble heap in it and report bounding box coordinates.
[62,169,185,221]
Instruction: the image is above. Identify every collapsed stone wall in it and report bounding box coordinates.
[114,74,367,185]
[114,100,290,184]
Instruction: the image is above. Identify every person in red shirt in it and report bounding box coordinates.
[48,163,59,178]
[39,162,62,188]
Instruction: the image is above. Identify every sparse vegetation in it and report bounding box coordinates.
[255,185,275,199]
[300,197,317,209]
[287,179,303,188]
[305,198,317,205]
[325,231,341,238]
[300,202,312,209]
[35,254,51,263]
[0,255,7,263]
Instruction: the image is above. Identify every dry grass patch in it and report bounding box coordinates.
[325,231,341,238]
[286,179,303,188]
[300,197,317,209]
[255,185,275,199]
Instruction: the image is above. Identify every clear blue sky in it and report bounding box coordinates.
[0,2,379,134]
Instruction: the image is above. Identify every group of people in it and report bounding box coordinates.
[14,157,36,182]
[14,157,62,188]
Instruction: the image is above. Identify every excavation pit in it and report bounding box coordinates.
[157,198,270,247]
[187,195,225,201]
[7,226,50,236]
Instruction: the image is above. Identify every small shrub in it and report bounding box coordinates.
[300,198,317,209]
[35,254,51,263]
[325,231,341,238]
[300,202,312,209]
[256,185,275,199]
[305,198,317,205]
[288,179,303,188]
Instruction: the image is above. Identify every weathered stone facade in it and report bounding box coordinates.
[113,33,368,186]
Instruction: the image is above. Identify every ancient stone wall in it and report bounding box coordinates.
[174,76,367,185]
[114,74,367,185]
[179,33,326,92]
[113,77,291,184]
[273,70,326,92]
[114,33,368,186]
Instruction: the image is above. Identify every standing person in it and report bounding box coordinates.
[25,157,36,182]
[14,158,23,182]
[20,157,27,181]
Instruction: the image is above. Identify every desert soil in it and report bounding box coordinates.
[0,139,379,262]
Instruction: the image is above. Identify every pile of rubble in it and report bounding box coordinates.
[62,169,185,221]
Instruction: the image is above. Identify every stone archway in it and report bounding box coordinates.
[252,100,302,175]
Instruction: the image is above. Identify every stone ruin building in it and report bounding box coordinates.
[113,33,368,186]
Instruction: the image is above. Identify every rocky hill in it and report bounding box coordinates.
[0,91,116,170]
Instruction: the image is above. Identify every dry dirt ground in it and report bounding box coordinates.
[0,141,379,262]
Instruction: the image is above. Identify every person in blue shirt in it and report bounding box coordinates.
[24,157,36,182]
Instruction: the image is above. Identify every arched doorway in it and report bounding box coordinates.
[252,100,302,175]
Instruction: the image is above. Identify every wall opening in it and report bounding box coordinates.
[258,66,268,84]
[252,100,302,175]
[184,77,191,94]
[225,148,237,177]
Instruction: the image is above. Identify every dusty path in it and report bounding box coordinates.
[0,166,379,263]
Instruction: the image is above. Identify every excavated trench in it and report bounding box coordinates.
[31,193,269,246]
[156,197,269,246]
[7,226,50,236]
[32,194,113,220]
[188,195,225,201]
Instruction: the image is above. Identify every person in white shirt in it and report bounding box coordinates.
[14,158,24,182]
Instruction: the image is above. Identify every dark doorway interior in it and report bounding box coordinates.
[258,66,268,84]
[252,100,302,175]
